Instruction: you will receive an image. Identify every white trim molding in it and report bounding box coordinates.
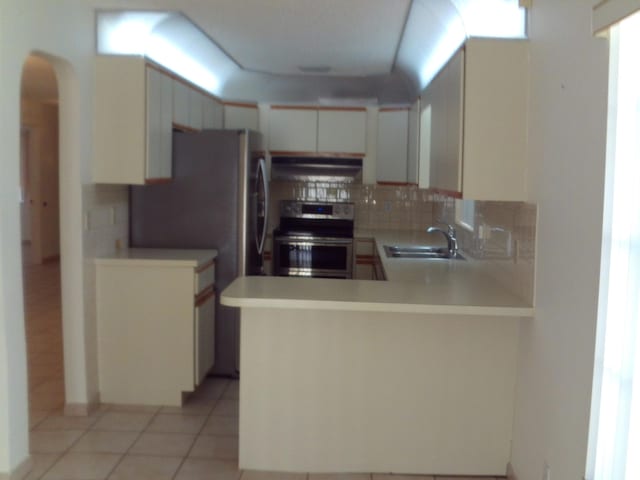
[593,0,640,33]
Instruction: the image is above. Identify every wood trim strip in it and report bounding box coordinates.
[429,187,463,199]
[270,105,318,111]
[195,259,215,274]
[195,285,215,306]
[379,107,410,112]
[356,255,375,265]
[269,151,365,158]
[317,106,367,112]
[145,178,172,185]
[172,123,200,133]
[270,105,367,112]
[223,101,258,109]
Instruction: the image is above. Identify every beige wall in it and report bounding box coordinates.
[510,1,609,479]
[21,98,60,263]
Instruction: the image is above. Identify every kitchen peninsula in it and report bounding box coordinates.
[221,233,533,477]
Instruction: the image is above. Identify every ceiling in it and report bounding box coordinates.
[97,0,527,104]
[195,0,412,77]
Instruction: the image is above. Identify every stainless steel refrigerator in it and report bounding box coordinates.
[130,129,268,376]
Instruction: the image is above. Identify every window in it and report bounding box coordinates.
[587,10,640,480]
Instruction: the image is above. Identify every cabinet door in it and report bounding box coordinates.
[407,100,420,184]
[428,49,463,194]
[146,68,173,180]
[376,110,409,183]
[203,96,224,129]
[195,289,215,386]
[317,109,367,154]
[268,108,317,152]
[189,89,204,130]
[173,80,190,128]
[224,104,259,130]
[462,39,527,201]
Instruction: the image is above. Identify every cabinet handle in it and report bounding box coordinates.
[195,285,215,306]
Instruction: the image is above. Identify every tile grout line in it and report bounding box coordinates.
[101,405,162,480]
[170,378,232,480]
[31,405,108,480]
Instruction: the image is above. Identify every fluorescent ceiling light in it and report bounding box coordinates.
[146,36,220,93]
[97,11,170,55]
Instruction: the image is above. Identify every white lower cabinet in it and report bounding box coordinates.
[353,238,375,280]
[96,250,217,406]
[195,286,215,385]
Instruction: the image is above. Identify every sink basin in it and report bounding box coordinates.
[383,245,465,260]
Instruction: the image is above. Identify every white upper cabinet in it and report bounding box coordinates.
[224,104,259,131]
[188,89,204,131]
[268,107,318,152]
[203,96,224,129]
[94,57,173,184]
[146,68,173,180]
[376,109,409,183]
[317,109,367,154]
[421,39,528,200]
[407,100,420,184]
[172,80,190,129]
[268,107,367,155]
[462,39,528,201]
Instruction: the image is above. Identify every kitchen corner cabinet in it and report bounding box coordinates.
[376,109,409,183]
[423,39,529,201]
[224,103,259,131]
[94,57,173,184]
[203,96,224,129]
[96,249,217,406]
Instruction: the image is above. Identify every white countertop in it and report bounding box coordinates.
[95,248,217,268]
[221,275,532,316]
[221,228,533,317]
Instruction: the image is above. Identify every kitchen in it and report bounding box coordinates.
[0,1,616,480]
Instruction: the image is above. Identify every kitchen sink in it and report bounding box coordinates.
[383,245,465,260]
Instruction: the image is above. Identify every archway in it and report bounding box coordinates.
[20,54,65,425]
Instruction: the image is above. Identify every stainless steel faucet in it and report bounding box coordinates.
[427,224,459,257]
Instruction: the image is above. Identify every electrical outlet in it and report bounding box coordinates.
[110,206,116,225]
[115,239,122,250]
[543,461,551,480]
[384,201,392,212]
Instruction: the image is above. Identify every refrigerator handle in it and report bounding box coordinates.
[256,158,269,255]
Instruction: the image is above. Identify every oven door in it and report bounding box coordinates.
[273,236,353,279]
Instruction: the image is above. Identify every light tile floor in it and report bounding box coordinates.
[24,251,506,480]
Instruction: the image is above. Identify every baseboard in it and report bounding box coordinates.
[64,391,101,416]
[0,456,33,480]
[507,462,518,480]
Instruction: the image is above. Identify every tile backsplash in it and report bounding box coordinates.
[268,182,536,304]
[268,181,435,231]
[433,195,537,304]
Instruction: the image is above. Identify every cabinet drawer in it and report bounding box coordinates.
[195,259,215,294]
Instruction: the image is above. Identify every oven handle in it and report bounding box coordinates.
[275,236,353,246]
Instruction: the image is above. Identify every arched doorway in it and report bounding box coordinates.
[19,54,65,421]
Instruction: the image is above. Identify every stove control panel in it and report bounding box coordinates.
[280,201,354,220]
